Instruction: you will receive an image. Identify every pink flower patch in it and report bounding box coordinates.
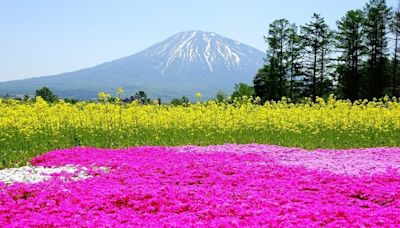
[0,145,399,227]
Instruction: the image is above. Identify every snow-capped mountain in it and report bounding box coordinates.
[0,31,265,100]
[144,31,263,75]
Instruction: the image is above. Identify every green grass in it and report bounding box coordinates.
[1,127,400,169]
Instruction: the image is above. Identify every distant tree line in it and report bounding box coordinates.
[253,0,399,101]
[7,87,160,105]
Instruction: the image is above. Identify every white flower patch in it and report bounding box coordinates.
[0,165,95,184]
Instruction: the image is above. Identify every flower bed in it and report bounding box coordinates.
[1,145,399,226]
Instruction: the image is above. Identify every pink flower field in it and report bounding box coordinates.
[1,144,400,227]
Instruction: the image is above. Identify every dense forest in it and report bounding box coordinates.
[254,0,400,101]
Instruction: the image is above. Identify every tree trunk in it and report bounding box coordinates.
[312,46,317,101]
[394,33,398,97]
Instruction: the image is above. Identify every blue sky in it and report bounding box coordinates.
[0,0,397,82]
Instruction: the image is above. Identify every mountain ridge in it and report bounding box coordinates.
[0,30,265,101]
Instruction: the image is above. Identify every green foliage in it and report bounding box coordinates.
[300,13,334,100]
[255,19,303,101]
[64,98,79,104]
[170,96,190,106]
[35,87,58,103]
[170,98,182,106]
[134,91,150,104]
[181,96,189,104]
[286,24,303,100]
[266,19,292,97]
[364,0,392,99]
[231,83,255,100]
[254,0,395,102]
[23,94,31,102]
[390,6,400,97]
[215,90,227,102]
[254,62,281,101]
[336,10,366,100]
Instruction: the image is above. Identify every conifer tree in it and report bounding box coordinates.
[300,14,334,100]
[254,19,302,101]
[364,0,391,99]
[391,1,400,97]
[336,10,366,100]
[287,24,303,99]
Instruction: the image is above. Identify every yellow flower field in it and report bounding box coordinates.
[0,95,399,168]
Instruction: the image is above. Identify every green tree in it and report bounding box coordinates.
[134,91,149,104]
[254,61,280,101]
[336,10,366,100]
[300,13,334,100]
[170,96,190,106]
[287,24,303,99]
[255,19,303,101]
[64,98,79,104]
[364,0,392,99]
[391,3,400,97]
[170,98,183,106]
[181,96,189,104]
[215,90,227,102]
[231,83,255,100]
[35,87,58,103]
[23,94,30,102]
[264,19,294,97]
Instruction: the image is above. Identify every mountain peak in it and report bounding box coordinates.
[178,30,216,35]
[142,30,259,74]
[0,31,265,100]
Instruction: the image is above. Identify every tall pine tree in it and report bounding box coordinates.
[266,19,291,98]
[364,0,391,99]
[287,24,303,99]
[254,19,299,101]
[336,10,366,100]
[391,1,400,97]
[300,13,334,100]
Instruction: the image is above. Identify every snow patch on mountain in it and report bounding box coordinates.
[143,31,262,75]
